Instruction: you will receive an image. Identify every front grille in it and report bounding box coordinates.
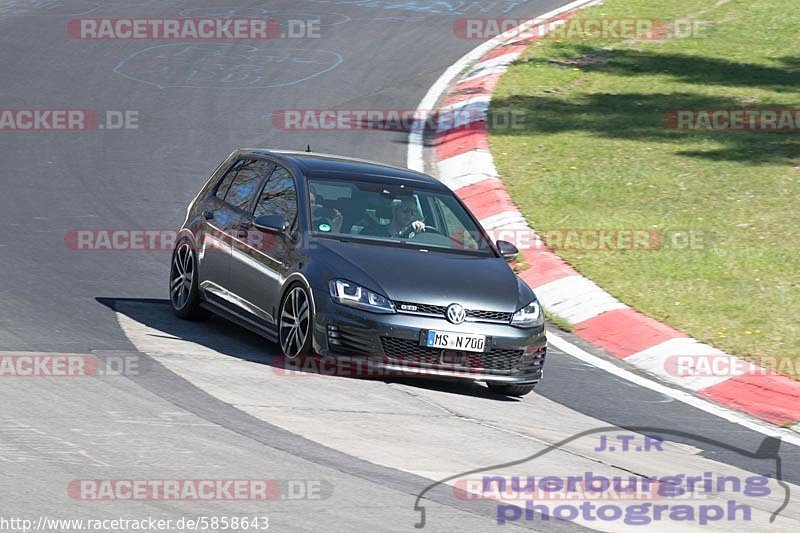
[380,337,439,364]
[380,337,525,371]
[399,302,446,315]
[468,309,513,322]
[395,301,512,324]
[482,349,530,371]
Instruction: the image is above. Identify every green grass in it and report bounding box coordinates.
[490,0,800,376]
[545,310,575,333]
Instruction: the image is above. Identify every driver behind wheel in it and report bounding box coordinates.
[392,196,426,237]
[362,196,425,238]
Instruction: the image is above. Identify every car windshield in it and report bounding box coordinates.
[307,177,495,256]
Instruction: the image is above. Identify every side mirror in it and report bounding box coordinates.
[496,240,519,261]
[254,214,288,233]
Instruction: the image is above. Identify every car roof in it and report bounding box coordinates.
[237,149,447,189]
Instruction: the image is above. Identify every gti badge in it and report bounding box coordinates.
[446,303,467,324]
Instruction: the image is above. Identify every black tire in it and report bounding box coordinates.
[169,239,209,321]
[278,283,314,357]
[487,383,536,397]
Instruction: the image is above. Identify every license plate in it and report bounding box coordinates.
[423,330,486,353]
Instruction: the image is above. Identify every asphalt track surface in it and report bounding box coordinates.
[1,1,800,531]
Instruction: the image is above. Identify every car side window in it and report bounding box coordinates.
[214,159,246,200]
[433,197,483,251]
[224,159,274,211]
[254,165,298,225]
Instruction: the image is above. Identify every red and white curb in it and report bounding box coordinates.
[408,0,800,428]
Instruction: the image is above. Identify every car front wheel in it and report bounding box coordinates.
[169,239,209,320]
[279,284,314,357]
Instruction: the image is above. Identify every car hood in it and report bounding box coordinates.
[312,238,534,312]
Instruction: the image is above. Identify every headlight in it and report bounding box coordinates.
[511,300,543,328]
[329,279,396,314]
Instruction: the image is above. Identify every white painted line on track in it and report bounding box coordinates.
[548,332,800,446]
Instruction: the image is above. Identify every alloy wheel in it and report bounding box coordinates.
[170,243,194,310]
[279,287,311,357]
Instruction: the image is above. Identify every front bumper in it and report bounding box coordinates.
[310,287,546,385]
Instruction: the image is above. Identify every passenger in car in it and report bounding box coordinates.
[309,184,343,233]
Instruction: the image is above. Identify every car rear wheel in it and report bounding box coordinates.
[170,239,209,320]
[279,284,314,357]
[487,383,536,397]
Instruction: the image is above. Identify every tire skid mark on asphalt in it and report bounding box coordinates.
[0,418,109,467]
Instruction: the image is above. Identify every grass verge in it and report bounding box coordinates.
[490,0,800,376]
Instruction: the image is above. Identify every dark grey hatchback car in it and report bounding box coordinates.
[170,149,546,395]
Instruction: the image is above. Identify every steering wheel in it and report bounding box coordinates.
[399,225,442,239]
